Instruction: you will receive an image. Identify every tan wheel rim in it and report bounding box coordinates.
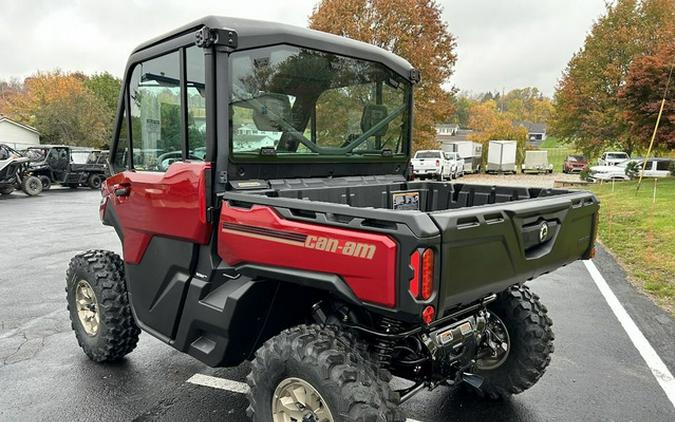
[272,377,334,422]
[75,280,100,336]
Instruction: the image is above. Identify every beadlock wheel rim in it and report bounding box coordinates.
[272,377,334,422]
[75,280,100,336]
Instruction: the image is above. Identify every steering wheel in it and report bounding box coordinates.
[156,151,203,172]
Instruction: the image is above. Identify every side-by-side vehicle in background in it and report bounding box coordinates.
[65,17,599,421]
[0,144,42,196]
[25,145,107,190]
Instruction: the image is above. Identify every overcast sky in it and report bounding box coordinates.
[0,0,607,96]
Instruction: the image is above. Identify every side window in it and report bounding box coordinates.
[656,160,670,171]
[186,47,206,160]
[113,107,130,173]
[129,51,181,172]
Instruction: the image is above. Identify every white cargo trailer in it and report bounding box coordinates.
[487,140,517,173]
[442,141,483,173]
[522,150,553,174]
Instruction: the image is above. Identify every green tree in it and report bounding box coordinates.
[84,72,122,112]
[309,0,457,151]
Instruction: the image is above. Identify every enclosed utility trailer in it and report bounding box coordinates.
[442,141,482,173]
[487,140,517,173]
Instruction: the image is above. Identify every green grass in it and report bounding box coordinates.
[590,178,675,314]
[541,147,577,172]
[539,136,569,148]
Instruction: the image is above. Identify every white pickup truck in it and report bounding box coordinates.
[411,150,463,180]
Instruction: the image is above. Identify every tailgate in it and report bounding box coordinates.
[412,159,439,171]
[429,192,598,314]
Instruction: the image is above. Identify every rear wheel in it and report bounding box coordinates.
[247,324,404,422]
[66,250,140,362]
[87,173,103,190]
[0,186,14,195]
[22,175,43,196]
[467,284,554,399]
[39,175,51,190]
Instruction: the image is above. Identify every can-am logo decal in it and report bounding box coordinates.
[304,235,376,260]
[221,223,376,260]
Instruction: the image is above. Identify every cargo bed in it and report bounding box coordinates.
[223,177,599,318]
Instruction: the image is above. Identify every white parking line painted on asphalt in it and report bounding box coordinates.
[585,260,675,408]
[186,373,425,422]
[187,373,250,394]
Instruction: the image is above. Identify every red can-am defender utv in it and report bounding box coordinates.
[66,17,599,421]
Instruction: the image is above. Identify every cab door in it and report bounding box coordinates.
[104,45,211,340]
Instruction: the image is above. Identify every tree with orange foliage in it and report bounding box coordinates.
[0,71,111,147]
[620,41,674,151]
[309,0,457,151]
[468,100,528,166]
[552,0,674,158]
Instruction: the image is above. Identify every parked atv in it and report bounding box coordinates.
[66,18,599,420]
[25,145,107,190]
[0,144,43,196]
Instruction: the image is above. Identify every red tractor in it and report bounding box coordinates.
[66,17,599,421]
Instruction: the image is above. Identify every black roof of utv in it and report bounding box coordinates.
[132,16,417,82]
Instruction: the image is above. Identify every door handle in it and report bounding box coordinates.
[113,184,130,197]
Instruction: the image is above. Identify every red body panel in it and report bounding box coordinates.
[218,203,398,307]
[105,162,211,264]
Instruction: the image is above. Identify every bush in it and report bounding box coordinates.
[579,168,591,181]
[625,160,641,179]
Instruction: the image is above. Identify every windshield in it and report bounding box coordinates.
[229,45,410,160]
[415,151,441,159]
[567,155,585,162]
[71,151,90,164]
[607,153,628,159]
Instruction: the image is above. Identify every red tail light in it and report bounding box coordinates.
[421,248,434,300]
[422,305,435,325]
[435,159,440,167]
[408,250,420,298]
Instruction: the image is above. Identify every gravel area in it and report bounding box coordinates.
[458,172,583,188]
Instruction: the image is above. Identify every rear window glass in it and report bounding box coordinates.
[416,151,441,158]
[608,153,628,159]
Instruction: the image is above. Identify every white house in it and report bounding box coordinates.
[0,116,40,149]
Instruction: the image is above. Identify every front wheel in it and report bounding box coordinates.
[247,325,404,422]
[467,284,554,399]
[66,250,140,362]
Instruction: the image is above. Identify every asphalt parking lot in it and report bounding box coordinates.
[1,189,673,421]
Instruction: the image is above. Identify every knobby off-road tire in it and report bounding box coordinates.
[66,250,140,362]
[247,324,405,422]
[21,175,42,196]
[469,284,554,399]
[88,173,103,190]
[39,175,51,190]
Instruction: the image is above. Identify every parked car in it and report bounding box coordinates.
[25,145,107,190]
[521,150,553,174]
[443,151,465,178]
[598,151,630,166]
[562,154,589,173]
[65,17,600,420]
[0,144,43,196]
[443,141,482,173]
[588,157,672,181]
[411,150,452,180]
